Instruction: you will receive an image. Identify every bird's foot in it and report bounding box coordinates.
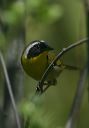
[47,79,57,86]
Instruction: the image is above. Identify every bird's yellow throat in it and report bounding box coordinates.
[21,51,48,80]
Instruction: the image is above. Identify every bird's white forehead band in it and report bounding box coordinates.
[26,42,39,51]
[24,42,38,58]
[26,40,45,52]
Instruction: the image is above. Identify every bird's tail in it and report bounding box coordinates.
[64,64,80,70]
[56,59,80,70]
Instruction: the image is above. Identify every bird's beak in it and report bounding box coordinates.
[45,46,54,51]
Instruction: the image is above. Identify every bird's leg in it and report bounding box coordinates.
[47,79,57,86]
[36,79,57,94]
[42,79,57,92]
[36,81,43,93]
[43,79,57,86]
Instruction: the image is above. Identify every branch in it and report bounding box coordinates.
[0,51,21,128]
[65,65,87,128]
[36,38,88,94]
[84,0,89,101]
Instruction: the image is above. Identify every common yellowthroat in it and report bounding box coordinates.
[21,40,78,86]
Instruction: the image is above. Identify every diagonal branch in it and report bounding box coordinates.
[65,65,87,128]
[0,51,21,128]
[84,0,89,101]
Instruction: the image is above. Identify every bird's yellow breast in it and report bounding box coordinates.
[21,52,48,80]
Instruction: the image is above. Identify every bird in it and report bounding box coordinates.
[21,40,78,88]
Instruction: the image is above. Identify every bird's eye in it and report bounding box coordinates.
[27,44,41,58]
[36,44,40,49]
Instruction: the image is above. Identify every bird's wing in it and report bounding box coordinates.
[64,64,80,70]
[47,51,63,67]
[48,51,79,70]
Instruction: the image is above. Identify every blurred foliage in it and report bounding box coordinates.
[19,100,52,128]
[0,32,6,47]
[2,1,25,26]
[0,0,16,8]
[26,0,63,24]
[0,0,89,128]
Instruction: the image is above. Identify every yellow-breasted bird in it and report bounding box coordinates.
[21,40,78,86]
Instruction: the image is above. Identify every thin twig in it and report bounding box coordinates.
[37,38,88,93]
[65,65,87,128]
[84,0,89,101]
[0,51,21,128]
